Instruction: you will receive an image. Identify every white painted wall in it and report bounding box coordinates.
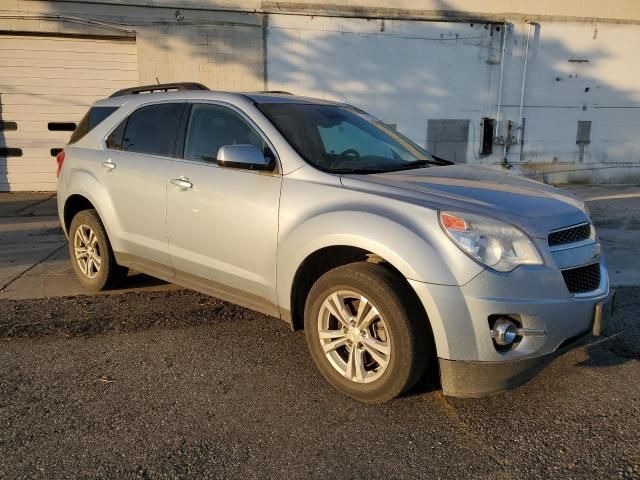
[2,1,640,187]
[267,15,640,183]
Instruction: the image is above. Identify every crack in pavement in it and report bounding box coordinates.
[0,243,66,293]
[13,194,57,217]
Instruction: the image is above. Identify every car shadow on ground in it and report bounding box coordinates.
[116,271,170,290]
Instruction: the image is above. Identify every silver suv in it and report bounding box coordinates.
[56,83,614,403]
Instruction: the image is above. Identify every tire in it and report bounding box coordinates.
[304,262,432,403]
[68,209,128,291]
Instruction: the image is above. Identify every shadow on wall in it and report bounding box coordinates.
[34,0,640,184]
[264,0,640,183]
[1,2,265,191]
[35,0,265,89]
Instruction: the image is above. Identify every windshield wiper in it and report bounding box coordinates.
[332,159,444,174]
[331,168,391,174]
[371,160,434,173]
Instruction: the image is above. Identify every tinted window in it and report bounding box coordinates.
[68,106,118,144]
[121,103,184,156]
[184,104,268,162]
[258,103,433,173]
[106,121,126,150]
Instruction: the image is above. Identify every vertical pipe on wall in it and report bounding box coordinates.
[494,22,508,142]
[262,14,269,90]
[517,21,534,145]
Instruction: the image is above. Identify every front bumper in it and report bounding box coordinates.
[438,327,600,398]
[409,262,612,397]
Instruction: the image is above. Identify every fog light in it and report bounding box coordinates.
[491,317,519,346]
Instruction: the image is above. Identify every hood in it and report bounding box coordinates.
[340,165,589,238]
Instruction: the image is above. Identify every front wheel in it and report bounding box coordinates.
[304,262,432,403]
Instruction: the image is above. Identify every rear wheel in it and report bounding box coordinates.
[68,209,127,291]
[304,262,432,403]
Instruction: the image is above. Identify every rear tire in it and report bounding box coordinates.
[304,262,432,403]
[68,209,127,291]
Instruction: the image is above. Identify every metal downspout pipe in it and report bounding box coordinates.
[517,21,535,146]
[494,22,508,144]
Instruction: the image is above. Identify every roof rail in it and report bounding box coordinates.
[259,90,293,95]
[109,82,209,98]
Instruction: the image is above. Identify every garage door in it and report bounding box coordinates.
[0,34,138,191]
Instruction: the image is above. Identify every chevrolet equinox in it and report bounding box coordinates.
[56,83,614,403]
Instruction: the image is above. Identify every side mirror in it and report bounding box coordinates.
[216,144,272,171]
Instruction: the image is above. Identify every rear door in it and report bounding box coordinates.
[166,102,282,313]
[102,102,186,269]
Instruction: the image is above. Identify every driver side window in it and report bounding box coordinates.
[183,104,268,162]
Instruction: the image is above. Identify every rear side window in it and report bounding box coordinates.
[68,106,118,144]
[113,103,184,156]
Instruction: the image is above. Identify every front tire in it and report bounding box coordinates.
[68,209,127,291]
[304,262,432,403]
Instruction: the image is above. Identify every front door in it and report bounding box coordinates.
[166,102,282,314]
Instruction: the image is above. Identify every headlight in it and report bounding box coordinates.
[439,211,543,272]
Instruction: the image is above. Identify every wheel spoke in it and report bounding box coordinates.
[358,304,380,329]
[323,292,351,327]
[85,257,93,276]
[355,296,368,324]
[319,329,347,340]
[79,226,91,246]
[346,346,366,383]
[362,336,390,366]
[74,247,88,259]
[321,336,350,353]
[92,254,101,268]
[89,230,98,248]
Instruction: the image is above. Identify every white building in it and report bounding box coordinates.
[1,0,640,190]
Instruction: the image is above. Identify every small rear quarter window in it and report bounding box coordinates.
[68,106,118,144]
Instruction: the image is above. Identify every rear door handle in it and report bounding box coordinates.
[101,161,116,170]
[170,177,193,189]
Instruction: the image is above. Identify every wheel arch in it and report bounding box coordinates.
[63,194,96,233]
[288,245,431,333]
[60,171,123,251]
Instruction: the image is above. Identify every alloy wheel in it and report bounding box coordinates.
[317,290,391,383]
[73,224,101,279]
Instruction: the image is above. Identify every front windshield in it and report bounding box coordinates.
[257,103,435,173]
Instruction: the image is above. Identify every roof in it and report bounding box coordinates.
[92,89,345,108]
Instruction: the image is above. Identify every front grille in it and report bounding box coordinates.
[548,223,591,247]
[548,223,592,247]
[561,263,601,294]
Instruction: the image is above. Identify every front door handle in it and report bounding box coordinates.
[101,161,116,170]
[170,177,193,189]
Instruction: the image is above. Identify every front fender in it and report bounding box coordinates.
[276,209,483,315]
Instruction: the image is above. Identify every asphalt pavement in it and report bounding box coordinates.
[1,288,639,479]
